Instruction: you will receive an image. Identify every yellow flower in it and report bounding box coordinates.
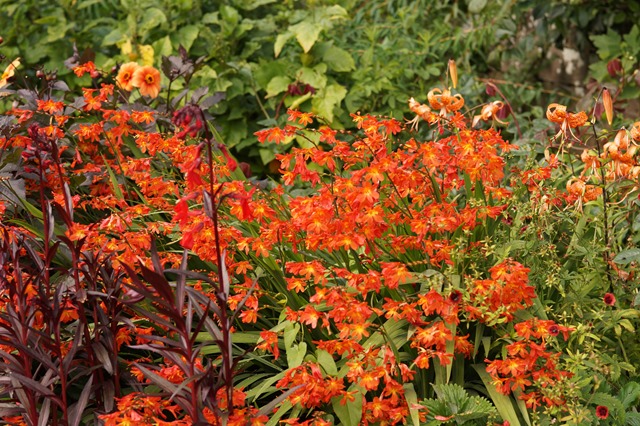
[116,62,139,91]
[131,65,161,99]
[0,58,20,89]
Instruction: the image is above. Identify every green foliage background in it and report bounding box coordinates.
[2,0,640,172]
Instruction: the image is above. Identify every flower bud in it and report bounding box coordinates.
[606,59,622,77]
[448,59,458,89]
[602,88,613,126]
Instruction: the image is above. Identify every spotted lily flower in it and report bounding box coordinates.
[427,88,465,116]
[546,103,588,140]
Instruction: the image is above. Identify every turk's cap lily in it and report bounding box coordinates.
[472,101,508,127]
[427,88,465,115]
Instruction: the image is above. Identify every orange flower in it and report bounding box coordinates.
[116,62,140,91]
[132,65,161,98]
[546,103,588,139]
[427,88,464,115]
[472,101,508,127]
[0,57,20,89]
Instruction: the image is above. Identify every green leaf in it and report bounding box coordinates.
[266,76,291,98]
[332,385,363,426]
[290,20,322,53]
[274,32,293,57]
[316,349,337,376]
[102,28,125,46]
[173,25,200,51]
[322,45,355,72]
[468,0,487,13]
[139,8,167,34]
[613,249,640,265]
[473,364,522,426]
[297,64,328,90]
[590,30,623,60]
[403,383,421,426]
[286,342,307,368]
[618,381,640,410]
[311,83,346,122]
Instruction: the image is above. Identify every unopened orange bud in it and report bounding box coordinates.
[448,59,458,89]
[602,88,613,126]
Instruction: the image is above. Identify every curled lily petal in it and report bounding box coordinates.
[630,122,640,143]
[427,88,465,115]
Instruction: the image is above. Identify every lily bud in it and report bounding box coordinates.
[448,59,458,89]
[602,88,613,126]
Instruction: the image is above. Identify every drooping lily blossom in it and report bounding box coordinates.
[472,101,508,127]
[546,103,588,140]
[0,57,20,89]
[427,88,465,115]
[407,97,438,130]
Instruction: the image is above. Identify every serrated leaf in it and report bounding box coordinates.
[311,83,346,122]
[266,76,291,98]
[322,45,355,72]
[290,21,321,53]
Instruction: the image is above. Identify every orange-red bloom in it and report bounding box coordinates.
[116,62,140,91]
[132,65,161,98]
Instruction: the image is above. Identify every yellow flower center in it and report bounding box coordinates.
[145,75,155,84]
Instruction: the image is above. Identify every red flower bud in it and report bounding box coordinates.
[607,58,622,77]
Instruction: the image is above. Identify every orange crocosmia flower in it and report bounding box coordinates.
[132,65,162,98]
[427,88,464,115]
[0,57,20,89]
[116,62,139,91]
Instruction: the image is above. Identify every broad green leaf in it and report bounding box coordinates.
[332,385,363,426]
[323,45,355,72]
[311,83,346,122]
[139,8,167,34]
[266,76,291,98]
[613,248,640,265]
[290,20,322,53]
[590,30,623,59]
[297,64,328,90]
[103,28,125,46]
[316,349,337,376]
[173,25,200,51]
[468,0,487,13]
[286,342,307,369]
[274,32,293,57]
